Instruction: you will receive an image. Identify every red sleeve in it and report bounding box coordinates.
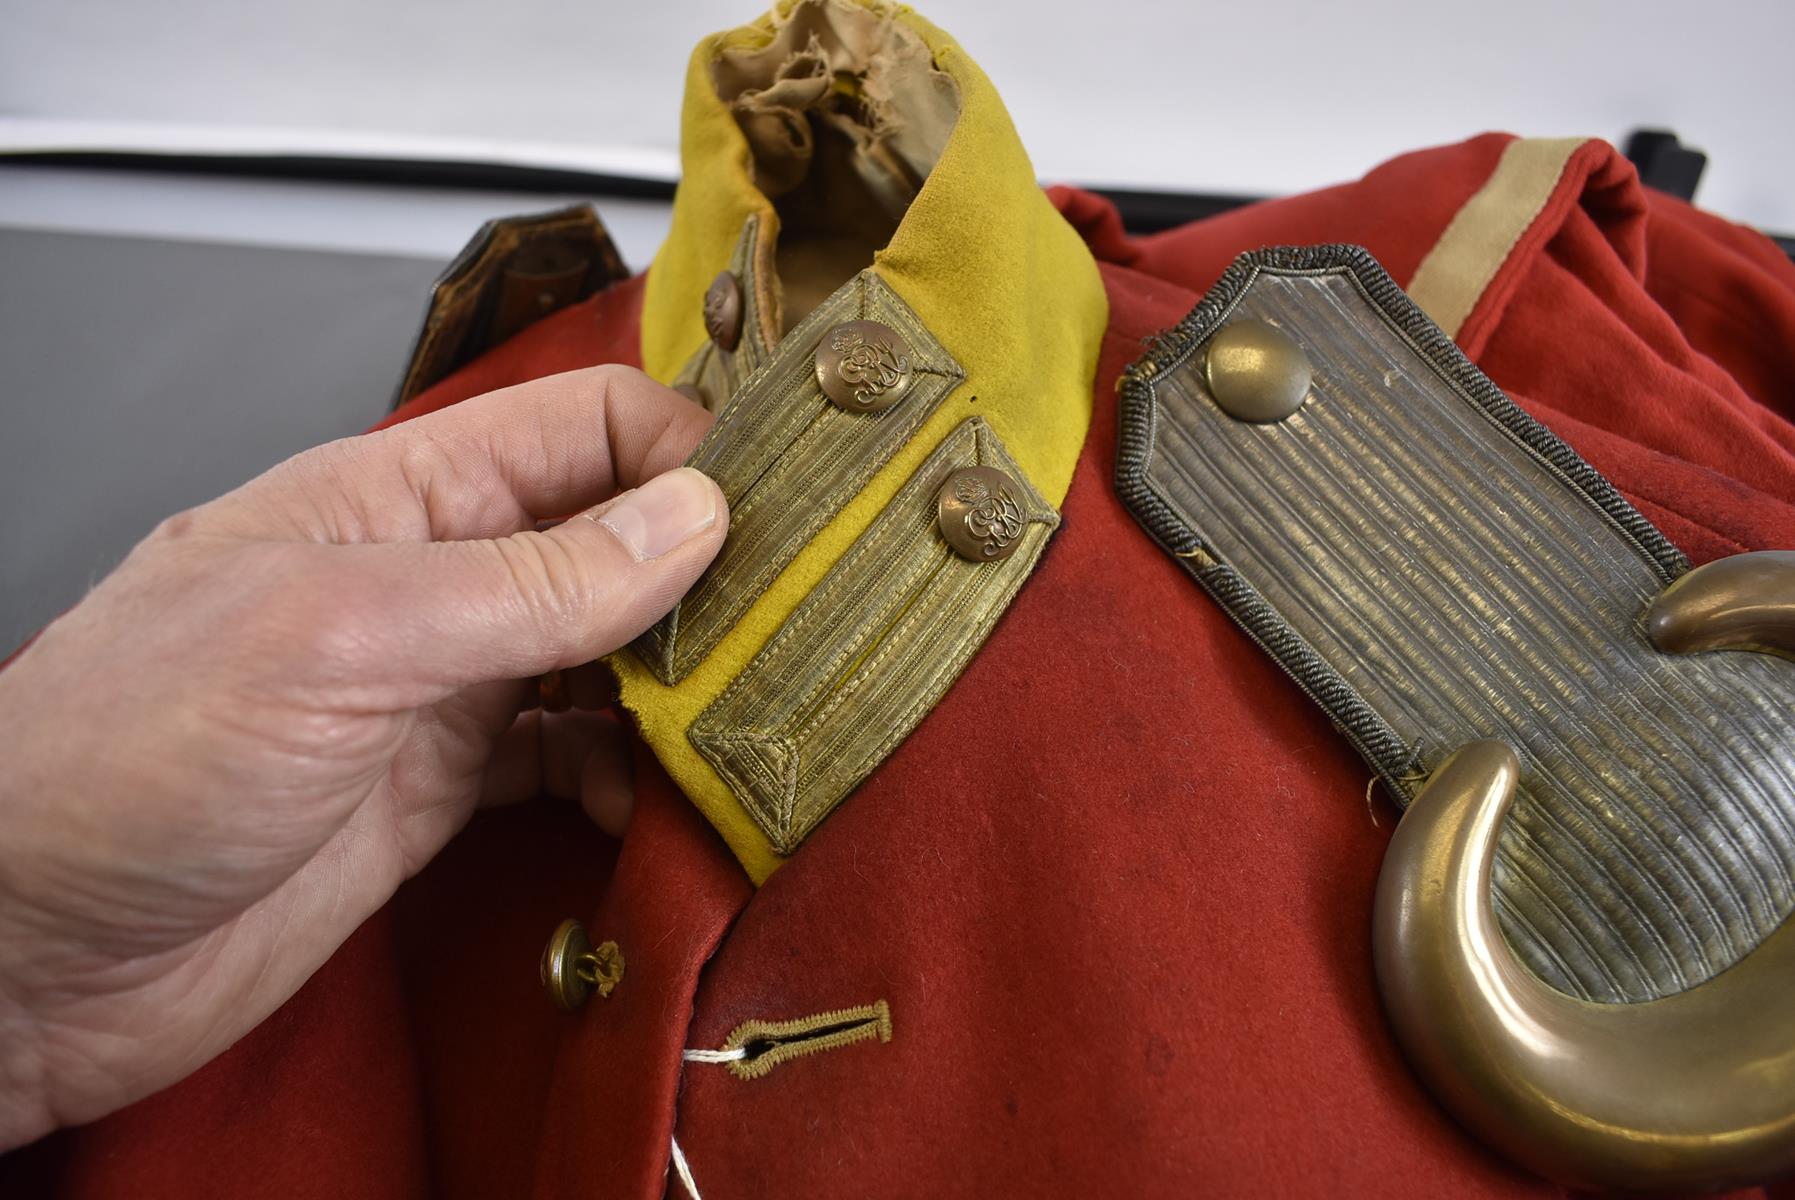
[1053,135,1795,564]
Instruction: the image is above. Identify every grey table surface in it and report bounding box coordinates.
[1,228,444,652]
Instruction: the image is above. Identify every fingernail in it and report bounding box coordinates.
[592,468,718,561]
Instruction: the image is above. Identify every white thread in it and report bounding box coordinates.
[670,1134,703,1200]
[682,1045,749,1063]
[671,1042,745,1197]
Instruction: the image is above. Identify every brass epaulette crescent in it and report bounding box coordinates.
[1116,243,1795,1005]
[1120,243,1795,1192]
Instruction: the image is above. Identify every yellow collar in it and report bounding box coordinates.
[622,0,1108,882]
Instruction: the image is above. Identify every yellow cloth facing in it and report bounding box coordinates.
[619,0,1109,883]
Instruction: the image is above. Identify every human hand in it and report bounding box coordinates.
[0,366,725,1149]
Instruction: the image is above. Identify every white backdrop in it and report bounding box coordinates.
[3,0,1793,231]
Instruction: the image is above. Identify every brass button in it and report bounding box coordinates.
[814,320,914,412]
[937,465,1027,562]
[539,918,624,1012]
[1204,319,1312,422]
[703,270,743,352]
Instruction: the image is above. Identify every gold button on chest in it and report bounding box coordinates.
[539,918,624,1011]
[703,270,744,352]
[937,465,1027,562]
[814,319,914,412]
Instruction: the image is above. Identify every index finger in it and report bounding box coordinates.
[192,365,715,545]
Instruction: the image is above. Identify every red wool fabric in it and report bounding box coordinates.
[7,135,1795,1198]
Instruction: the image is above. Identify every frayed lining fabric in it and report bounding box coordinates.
[624,0,1107,885]
[712,0,957,218]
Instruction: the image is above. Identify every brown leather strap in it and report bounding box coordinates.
[391,204,628,408]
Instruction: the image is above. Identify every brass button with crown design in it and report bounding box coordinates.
[814,319,914,412]
[703,270,743,352]
[540,918,624,1011]
[1204,318,1312,423]
[937,464,1027,562]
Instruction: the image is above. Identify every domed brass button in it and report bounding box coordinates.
[540,918,624,1012]
[1204,319,1312,423]
[703,270,743,352]
[814,320,913,412]
[937,465,1027,562]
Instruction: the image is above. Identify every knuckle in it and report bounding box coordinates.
[392,426,500,537]
[584,362,658,415]
[489,531,601,638]
[583,362,636,394]
[146,505,207,543]
[393,431,445,500]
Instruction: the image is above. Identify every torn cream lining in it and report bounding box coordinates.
[711,0,961,331]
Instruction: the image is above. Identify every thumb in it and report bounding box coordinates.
[346,466,726,690]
